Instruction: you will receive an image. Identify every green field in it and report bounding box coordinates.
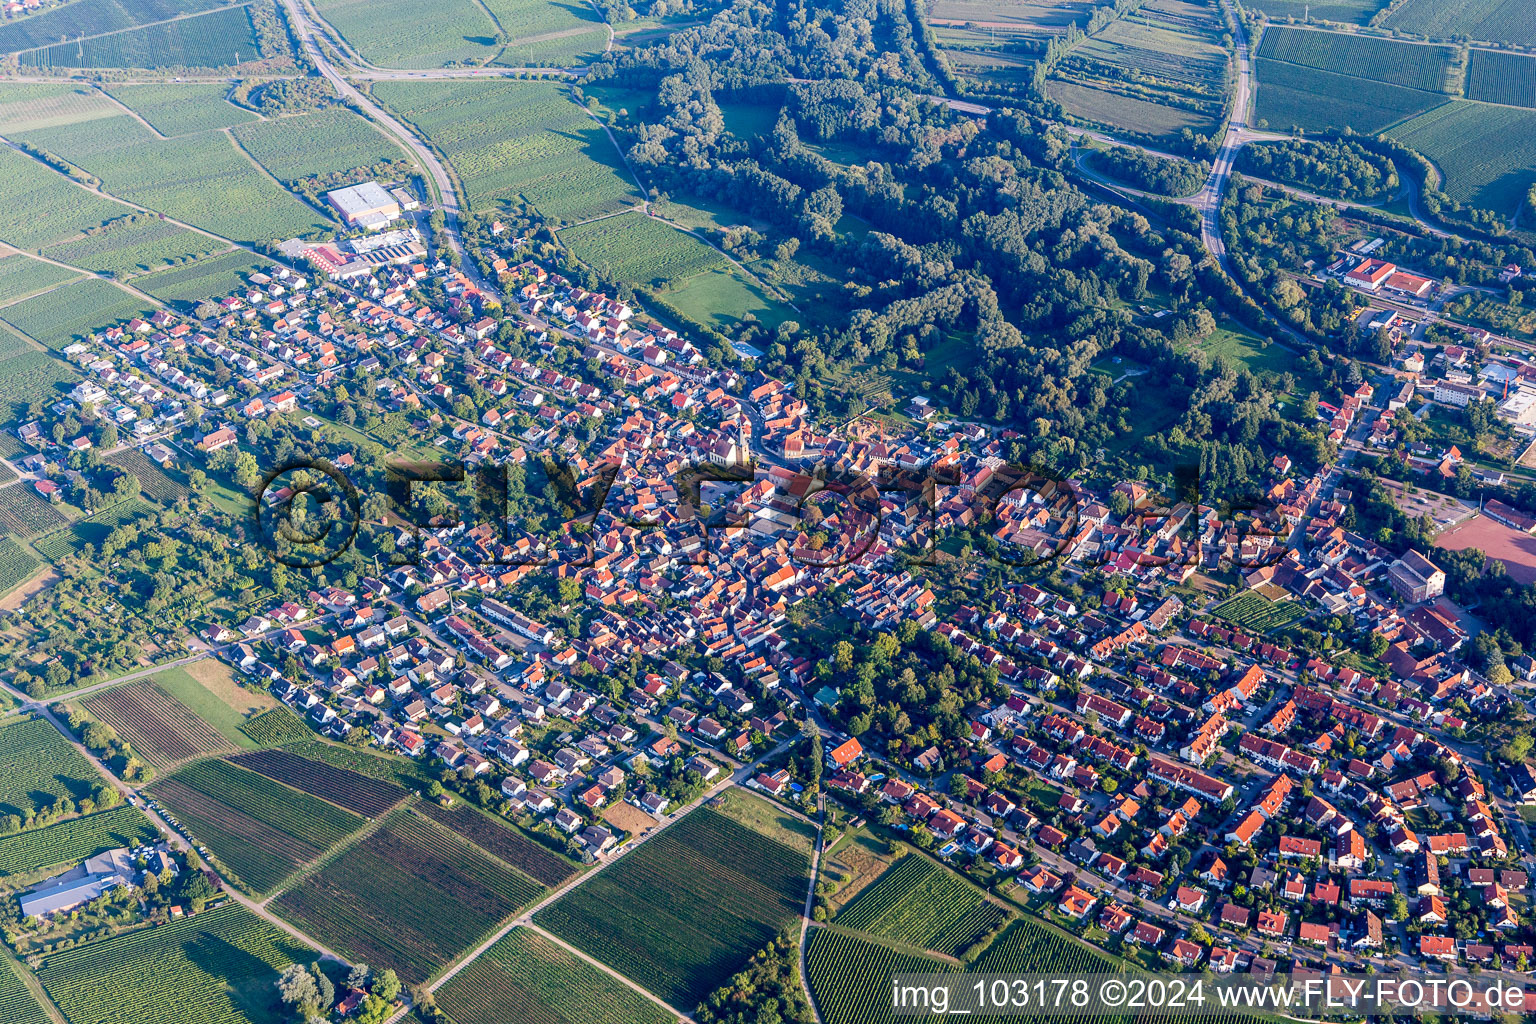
[22,5,264,71]
[9,101,330,243]
[374,80,639,223]
[0,145,134,251]
[0,277,156,350]
[313,0,499,68]
[0,804,157,877]
[0,347,81,425]
[1388,100,1536,212]
[563,212,725,283]
[437,927,674,1024]
[135,250,275,309]
[485,0,607,66]
[34,500,155,562]
[1245,0,1386,24]
[238,707,311,746]
[0,953,49,1024]
[231,107,404,180]
[1259,27,1455,92]
[1211,591,1307,632]
[537,806,811,1009]
[0,255,80,304]
[1383,0,1536,47]
[1466,48,1536,108]
[1049,79,1210,136]
[274,810,544,984]
[151,758,366,895]
[1254,57,1448,134]
[0,486,70,538]
[0,717,102,819]
[0,536,41,596]
[665,265,793,330]
[227,748,410,816]
[107,83,260,136]
[149,665,267,750]
[43,216,228,279]
[0,0,228,53]
[36,903,314,1024]
[415,798,579,887]
[835,855,1002,956]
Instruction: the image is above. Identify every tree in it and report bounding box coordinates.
[277,964,321,1016]
[347,964,371,990]
[311,964,334,1011]
[372,969,401,1005]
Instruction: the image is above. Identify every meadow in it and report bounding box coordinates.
[36,903,313,1024]
[1388,99,1536,211]
[107,83,259,136]
[536,807,811,1009]
[562,213,725,284]
[0,536,40,596]
[232,107,403,180]
[834,855,1001,956]
[150,758,365,894]
[436,927,674,1024]
[0,0,227,53]
[136,251,275,309]
[275,810,543,984]
[1383,0,1536,48]
[312,0,500,68]
[43,216,228,279]
[0,277,146,351]
[0,146,132,251]
[1466,48,1536,108]
[666,266,793,331]
[374,80,639,223]
[1049,80,1209,136]
[1258,27,1455,92]
[151,661,275,748]
[9,103,329,243]
[0,256,79,305]
[415,798,578,887]
[228,748,409,816]
[1211,591,1307,632]
[0,716,100,818]
[0,804,157,877]
[1253,57,1446,134]
[22,5,263,71]
[0,486,71,537]
[83,681,239,769]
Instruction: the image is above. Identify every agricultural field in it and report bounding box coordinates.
[666,265,792,329]
[537,806,811,1009]
[278,739,438,789]
[373,80,640,223]
[0,804,157,877]
[1049,80,1210,135]
[928,0,1092,93]
[1466,49,1536,108]
[0,0,229,52]
[1210,590,1307,632]
[232,107,404,180]
[1253,55,1448,135]
[312,0,500,68]
[226,748,408,816]
[274,810,543,984]
[0,955,49,1024]
[1383,0,1536,48]
[0,277,155,351]
[238,707,310,746]
[135,251,276,310]
[1051,0,1229,138]
[83,680,239,769]
[0,347,81,425]
[1246,0,1385,24]
[484,0,608,67]
[8,103,330,243]
[436,927,674,1024]
[0,536,41,597]
[834,855,999,956]
[563,213,725,284]
[0,716,101,818]
[22,5,265,71]
[415,798,578,886]
[1388,99,1536,212]
[151,661,276,748]
[0,255,80,304]
[0,486,71,538]
[1259,27,1456,92]
[106,448,186,501]
[150,758,366,894]
[43,216,228,279]
[35,902,314,1024]
[107,83,259,136]
[0,145,134,252]
[33,499,155,562]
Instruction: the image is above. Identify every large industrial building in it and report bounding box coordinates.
[326,182,402,230]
